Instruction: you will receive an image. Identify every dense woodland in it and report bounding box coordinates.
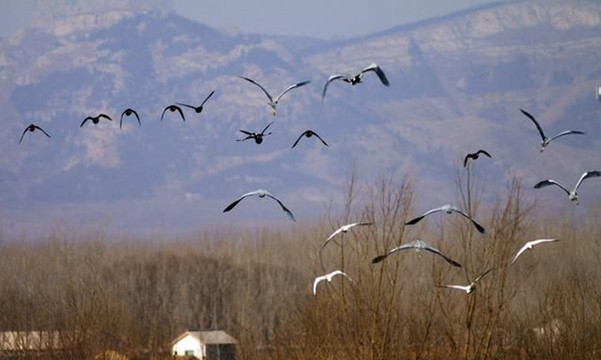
[1,169,601,360]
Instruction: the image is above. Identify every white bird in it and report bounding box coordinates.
[534,171,601,205]
[239,76,310,116]
[321,222,373,250]
[511,238,559,264]
[312,270,352,295]
[322,63,389,100]
[520,109,584,152]
[223,189,295,221]
[439,267,494,294]
[406,204,485,234]
[371,239,462,267]
[596,84,601,101]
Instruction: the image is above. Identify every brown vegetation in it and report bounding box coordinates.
[0,170,600,359]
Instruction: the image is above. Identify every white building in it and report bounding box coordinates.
[172,330,237,360]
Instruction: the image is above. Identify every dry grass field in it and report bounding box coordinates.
[1,170,600,359]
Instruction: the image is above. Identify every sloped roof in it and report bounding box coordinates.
[172,330,237,345]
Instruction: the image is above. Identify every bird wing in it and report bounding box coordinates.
[261,121,274,135]
[533,179,570,196]
[361,63,390,86]
[132,109,141,126]
[290,131,308,149]
[312,131,329,147]
[371,244,404,264]
[222,190,261,212]
[33,125,51,139]
[239,76,273,103]
[313,275,326,295]
[322,74,346,100]
[472,267,494,285]
[274,80,310,103]
[98,113,112,121]
[573,170,601,192]
[18,127,29,144]
[321,227,344,249]
[451,207,486,235]
[423,245,462,267]
[174,106,186,121]
[476,149,492,158]
[176,103,196,110]
[265,193,296,222]
[160,107,170,121]
[80,117,93,127]
[463,153,475,167]
[405,206,444,225]
[439,284,470,292]
[520,108,546,141]
[201,90,216,107]
[547,130,584,143]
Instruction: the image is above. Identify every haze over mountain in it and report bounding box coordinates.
[1,0,600,237]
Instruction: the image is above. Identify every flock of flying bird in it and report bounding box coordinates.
[16,59,599,297]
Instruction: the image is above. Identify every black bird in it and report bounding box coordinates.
[80,113,112,127]
[120,108,141,129]
[19,124,51,144]
[237,121,274,144]
[239,76,310,116]
[291,130,329,149]
[520,109,584,152]
[464,149,492,167]
[322,62,389,100]
[177,90,216,115]
[160,105,186,122]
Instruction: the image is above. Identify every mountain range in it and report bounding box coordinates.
[1,0,601,237]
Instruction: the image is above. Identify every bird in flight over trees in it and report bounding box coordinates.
[464,149,492,167]
[520,109,584,152]
[511,238,559,265]
[313,270,352,295]
[438,267,494,294]
[80,113,112,127]
[322,62,389,100]
[19,124,51,144]
[371,239,462,267]
[223,189,296,221]
[239,76,310,116]
[406,204,486,234]
[533,171,601,205]
[321,222,374,250]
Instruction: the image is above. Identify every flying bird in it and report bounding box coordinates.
[313,270,352,295]
[322,62,389,100]
[18,124,51,144]
[371,239,462,267]
[177,89,216,114]
[520,109,584,152]
[438,267,494,294]
[80,113,112,127]
[291,130,329,149]
[239,76,310,116]
[120,108,141,129]
[237,121,274,144]
[464,149,492,167]
[321,222,374,250]
[511,238,559,265]
[406,204,486,234]
[223,189,296,221]
[533,171,601,205]
[160,105,186,122]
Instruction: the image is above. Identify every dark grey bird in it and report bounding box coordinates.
[19,124,51,144]
[520,109,584,152]
[406,204,486,234]
[464,149,492,167]
[322,62,389,100]
[438,267,494,294]
[80,113,112,127]
[291,130,329,149]
[177,90,216,115]
[120,108,141,129]
[371,239,462,267]
[237,121,274,144]
[223,189,295,221]
[239,76,310,116]
[534,171,601,205]
[160,105,186,122]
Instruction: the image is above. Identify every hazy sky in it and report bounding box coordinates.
[0,0,502,39]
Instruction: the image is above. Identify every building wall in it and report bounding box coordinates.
[172,334,204,358]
